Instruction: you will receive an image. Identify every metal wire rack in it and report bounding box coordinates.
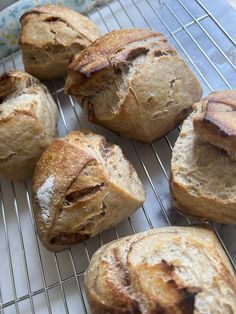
[1,0,236,313]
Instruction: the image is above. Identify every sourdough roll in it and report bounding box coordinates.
[85,226,236,314]
[193,90,236,160]
[65,28,203,142]
[0,71,58,181]
[32,130,145,252]
[170,95,236,224]
[19,4,101,80]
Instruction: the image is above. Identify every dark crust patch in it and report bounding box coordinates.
[42,15,81,35]
[0,152,17,163]
[112,247,142,314]
[65,183,104,203]
[201,97,236,138]
[154,49,176,58]
[166,279,201,314]
[158,259,175,273]
[0,71,38,99]
[151,303,167,314]
[207,96,236,111]
[0,72,18,99]
[44,16,64,23]
[201,117,231,139]
[113,247,131,287]
[50,232,89,245]
[111,46,149,68]
[178,286,202,313]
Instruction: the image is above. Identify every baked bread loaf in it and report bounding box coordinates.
[32,130,145,252]
[19,4,101,80]
[170,101,236,224]
[193,90,236,160]
[65,28,203,142]
[0,71,58,181]
[85,226,236,314]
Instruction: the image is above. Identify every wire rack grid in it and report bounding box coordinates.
[0,0,236,313]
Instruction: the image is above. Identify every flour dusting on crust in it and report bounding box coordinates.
[37,175,55,224]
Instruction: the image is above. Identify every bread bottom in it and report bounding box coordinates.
[172,195,236,224]
[25,61,68,80]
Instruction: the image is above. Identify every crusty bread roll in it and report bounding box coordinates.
[19,4,101,80]
[65,28,203,143]
[193,91,236,160]
[0,71,58,181]
[32,130,145,252]
[85,226,236,314]
[170,100,236,224]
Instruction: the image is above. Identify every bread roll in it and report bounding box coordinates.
[19,4,101,80]
[32,130,145,252]
[193,90,236,160]
[65,28,203,143]
[85,226,236,314]
[0,71,58,181]
[170,100,236,223]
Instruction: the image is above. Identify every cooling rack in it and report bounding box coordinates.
[1,0,236,313]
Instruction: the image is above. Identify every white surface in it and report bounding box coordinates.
[37,176,55,224]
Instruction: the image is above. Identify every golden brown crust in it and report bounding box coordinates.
[0,70,39,98]
[32,138,94,249]
[193,90,236,160]
[19,4,101,79]
[32,130,145,251]
[65,28,202,143]
[20,4,100,47]
[67,28,173,79]
[0,70,58,181]
[85,226,236,314]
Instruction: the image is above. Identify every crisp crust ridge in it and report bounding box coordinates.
[67,28,173,79]
[193,90,236,160]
